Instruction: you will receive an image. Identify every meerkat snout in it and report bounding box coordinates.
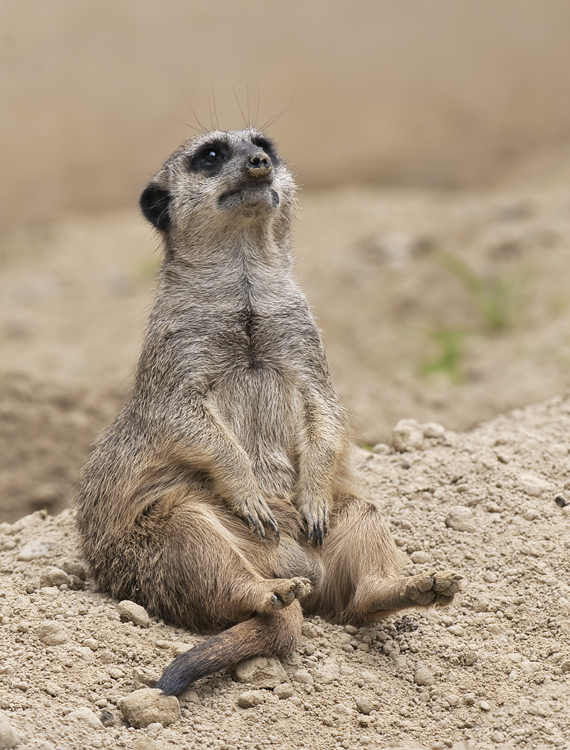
[246,150,272,177]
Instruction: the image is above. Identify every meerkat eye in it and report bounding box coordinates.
[188,142,228,173]
[201,148,222,165]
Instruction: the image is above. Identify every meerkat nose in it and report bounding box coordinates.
[247,151,272,177]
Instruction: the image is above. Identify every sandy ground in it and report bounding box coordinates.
[0,395,569,750]
[1,147,569,523]
[0,148,569,749]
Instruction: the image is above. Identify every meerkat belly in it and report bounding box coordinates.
[214,365,302,498]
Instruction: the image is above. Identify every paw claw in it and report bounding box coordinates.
[302,507,329,546]
[242,498,280,541]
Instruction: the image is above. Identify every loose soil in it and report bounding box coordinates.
[0,395,569,749]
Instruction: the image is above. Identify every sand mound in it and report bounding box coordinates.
[1,395,569,750]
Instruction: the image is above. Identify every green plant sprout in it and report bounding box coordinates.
[439,252,528,331]
[421,328,467,383]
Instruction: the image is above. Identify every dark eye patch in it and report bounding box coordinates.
[188,140,229,174]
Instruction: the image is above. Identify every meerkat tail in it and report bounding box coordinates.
[156,606,302,696]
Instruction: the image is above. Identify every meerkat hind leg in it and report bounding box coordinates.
[366,570,462,613]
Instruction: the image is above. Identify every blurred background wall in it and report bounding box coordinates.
[1,0,570,228]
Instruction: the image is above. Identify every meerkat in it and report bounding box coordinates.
[75,128,461,696]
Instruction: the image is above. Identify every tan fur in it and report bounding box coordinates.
[75,129,461,695]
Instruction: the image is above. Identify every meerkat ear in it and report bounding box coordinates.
[140,183,172,231]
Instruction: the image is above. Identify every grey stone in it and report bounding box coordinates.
[422,422,446,439]
[390,419,424,452]
[117,688,180,728]
[0,712,20,749]
[273,683,294,699]
[410,551,431,564]
[519,471,554,497]
[117,600,150,628]
[445,506,477,533]
[37,621,69,646]
[40,567,71,588]
[67,707,103,730]
[231,656,288,688]
[237,690,266,708]
[372,442,390,454]
[292,668,313,684]
[356,697,379,714]
[414,666,435,686]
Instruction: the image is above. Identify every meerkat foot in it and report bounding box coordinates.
[257,577,313,613]
[367,570,462,613]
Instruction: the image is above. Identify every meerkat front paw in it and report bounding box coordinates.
[237,495,280,541]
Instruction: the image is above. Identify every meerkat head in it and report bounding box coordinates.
[139,129,297,252]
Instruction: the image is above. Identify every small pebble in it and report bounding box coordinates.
[422,422,446,439]
[414,666,435,686]
[490,731,506,742]
[391,654,407,671]
[292,669,313,684]
[232,656,288,688]
[390,419,424,452]
[519,472,554,497]
[356,698,379,714]
[463,651,478,666]
[39,567,70,588]
[99,709,116,727]
[0,712,20,749]
[372,443,390,454]
[332,703,354,717]
[410,551,431,564]
[67,707,103,730]
[445,506,477,533]
[447,625,464,637]
[77,647,96,662]
[273,683,294,699]
[237,690,266,708]
[37,621,69,646]
[117,600,150,628]
[479,700,491,711]
[117,688,180,728]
